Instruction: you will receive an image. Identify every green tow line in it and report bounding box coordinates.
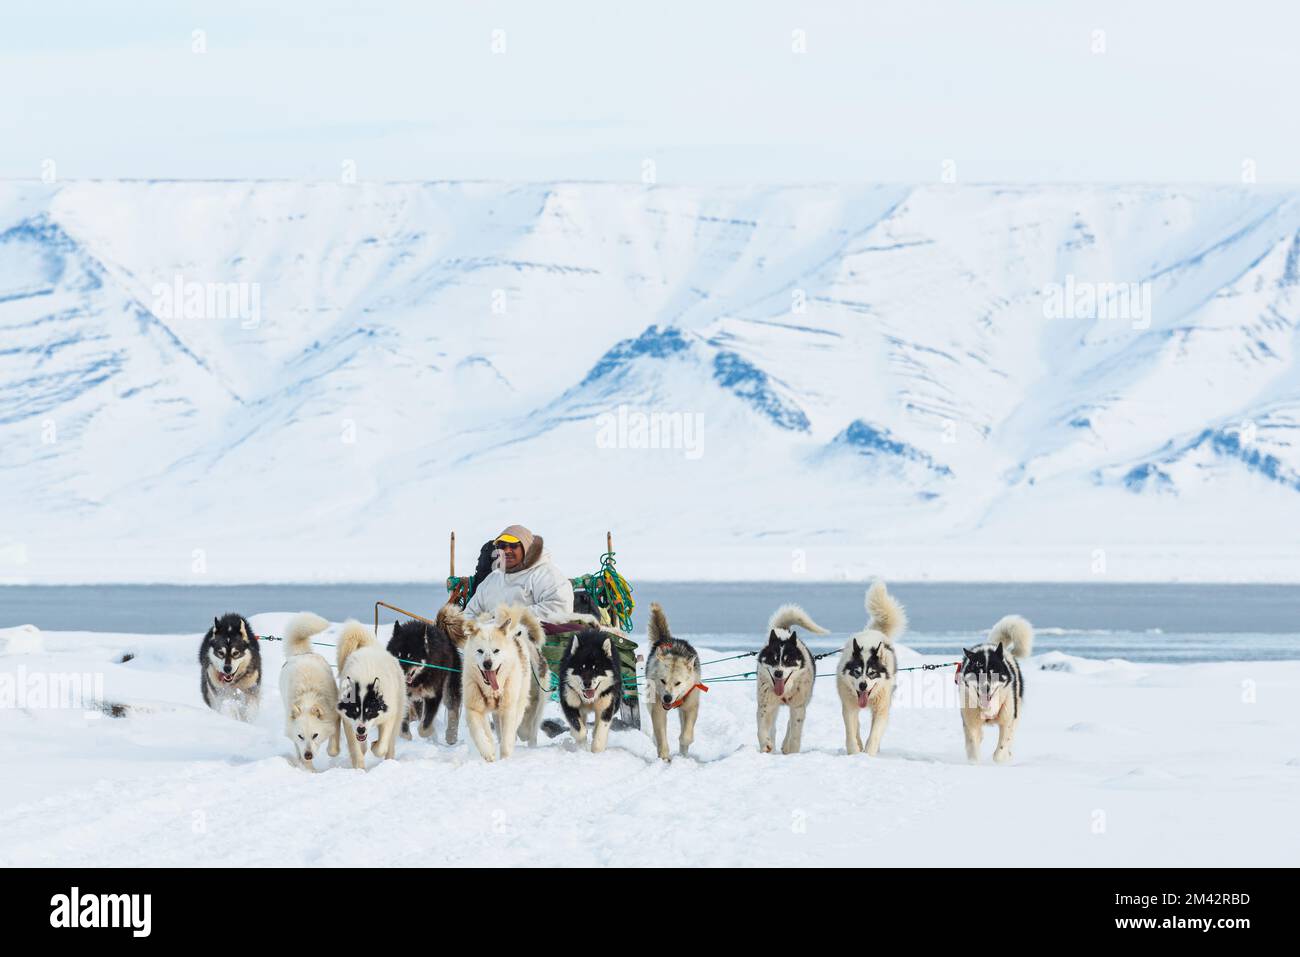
[260,634,461,674]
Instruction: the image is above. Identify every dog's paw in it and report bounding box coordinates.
[418,724,434,738]
[371,739,383,755]
[400,729,412,741]
[445,733,458,746]
[993,748,1011,764]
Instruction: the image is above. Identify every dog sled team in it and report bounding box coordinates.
[199,524,1034,770]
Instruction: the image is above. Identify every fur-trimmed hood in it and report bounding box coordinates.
[513,534,547,573]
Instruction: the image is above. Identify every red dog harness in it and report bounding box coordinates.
[666,683,709,710]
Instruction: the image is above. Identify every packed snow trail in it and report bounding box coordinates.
[1,617,1296,866]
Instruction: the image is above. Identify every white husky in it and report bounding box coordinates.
[279,611,340,770]
[449,604,550,762]
[835,582,907,756]
[959,615,1034,764]
[756,604,829,754]
[335,619,406,769]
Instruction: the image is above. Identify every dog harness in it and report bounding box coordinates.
[666,683,708,710]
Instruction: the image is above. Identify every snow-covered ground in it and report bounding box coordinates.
[2,617,1295,867]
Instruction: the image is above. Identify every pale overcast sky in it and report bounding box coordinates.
[2,0,1295,184]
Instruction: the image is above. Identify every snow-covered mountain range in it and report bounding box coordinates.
[2,180,1298,584]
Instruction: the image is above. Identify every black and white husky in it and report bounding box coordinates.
[387,610,463,745]
[644,603,703,762]
[756,604,829,754]
[836,581,907,756]
[959,615,1034,764]
[558,629,623,752]
[335,619,406,769]
[199,613,262,721]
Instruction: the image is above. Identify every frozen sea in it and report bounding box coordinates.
[1,581,1297,662]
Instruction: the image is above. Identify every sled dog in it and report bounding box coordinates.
[644,603,704,761]
[279,611,340,769]
[836,581,907,756]
[200,613,262,721]
[387,610,463,744]
[959,615,1034,764]
[335,619,406,769]
[446,603,549,762]
[558,629,623,752]
[756,604,828,754]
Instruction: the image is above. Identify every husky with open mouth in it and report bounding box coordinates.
[279,611,340,770]
[959,615,1034,763]
[335,619,406,769]
[386,609,463,745]
[756,604,829,754]
[445,603,549,762]
[558,628,623,752]
[644,602,704,761]
[199,613,262,722]
[836,581,907,756]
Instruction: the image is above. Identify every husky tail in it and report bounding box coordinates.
[864,581,907,643]
[436,603,470,648]
[768,604,829,635]
[647,602,672,646]
[989,615,1034,659]
[284,612,330,657]
[336,619,376,669]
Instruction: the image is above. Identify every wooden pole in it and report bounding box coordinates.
[606,530,613,555]
[450,531,456,577]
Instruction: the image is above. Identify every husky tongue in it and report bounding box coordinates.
[857,689,870,708]
[583,688,595,700]
[484,668,499,691]
[773,676,786,698]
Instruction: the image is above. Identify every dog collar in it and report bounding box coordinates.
[666,683,708,710]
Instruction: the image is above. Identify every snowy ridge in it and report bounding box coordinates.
[2,181,1300,583]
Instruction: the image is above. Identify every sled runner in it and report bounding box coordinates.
[445,531,641,729]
